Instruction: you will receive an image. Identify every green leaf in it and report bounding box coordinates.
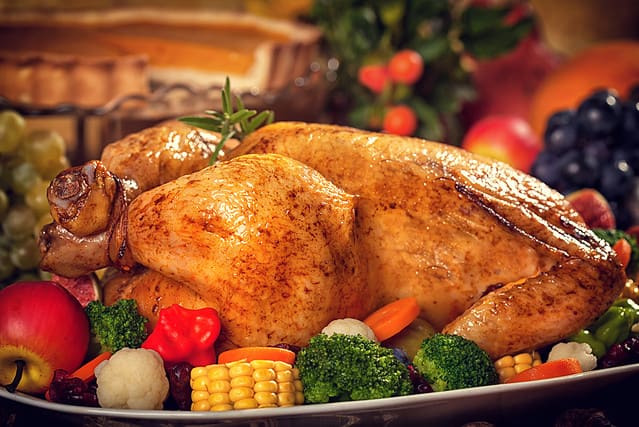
[178,77,274,164]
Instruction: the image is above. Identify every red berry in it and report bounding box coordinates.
[388,50,424,85]
[383,105,418,136]
[358,64,390,94]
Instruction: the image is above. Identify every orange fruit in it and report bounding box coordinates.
[529,40,639,137]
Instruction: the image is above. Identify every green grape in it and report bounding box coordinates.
[25,178,50,217]
[11,161,40,195]
[0,188,9,220]
[0,246,16,283]
[10,238,41,270]
[40,155,71,181]
[0,155,21,190]
[0,110,26,154]
[2,204,37,241]
[20,129,67,176]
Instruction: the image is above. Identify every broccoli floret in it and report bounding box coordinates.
[593,228,639,276]
[412,333,498,392]
[85,299,148,354]
[294,333,413,403]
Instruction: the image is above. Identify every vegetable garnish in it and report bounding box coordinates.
[142,304,221,367]
[504,358,583,384]
[44,351,112,402]
[363,297,420,342]
[217,346,296,365]
[613,238,632,271]
[178,77,274,164]
[71,351,113,383]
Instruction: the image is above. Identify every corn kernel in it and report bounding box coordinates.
[274,361,293,371]
[276,370,293,382]
[295,391,305,404]
[191,375,210,391]
[229,386,253,402]
[253,368,276,382]
[278,392,296,406]
[191,400,211,411]
[209,379,231,393]
[251,360,275,370]
[191,366,209,379]
[513,353,533,365]
[278,382,295,393]
[229,363,253,378]
[209,392,231,405]
[211,403,233,412]
[255,380,278,393]
[514,363,532,374]
[191,390,210,402]
[230,375,255,388]
[234,398,259,410]
[494,355,515,369]
[498,367,516,382]
[254,391,278,405]
[208,366,230,381]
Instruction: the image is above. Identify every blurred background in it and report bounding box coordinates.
[0,0,638,284]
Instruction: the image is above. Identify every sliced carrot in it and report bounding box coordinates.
[71,351,112,382]
[505,358,583,384]
[363,297,420,342]
[613,238,632,271]
[217,346,296,365]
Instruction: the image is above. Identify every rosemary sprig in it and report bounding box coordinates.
[178,77,275,164]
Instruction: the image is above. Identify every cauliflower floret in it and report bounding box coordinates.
[321,318,377,341]
[95,347,169,409]
[547,342,597,372]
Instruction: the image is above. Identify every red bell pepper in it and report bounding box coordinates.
[142,304,221,366]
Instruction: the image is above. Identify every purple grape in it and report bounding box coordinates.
[576,90,624,138]
[544,110,578,154]
[599,160,634,200]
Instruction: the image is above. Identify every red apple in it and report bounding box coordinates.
[0,281,90,394]
[462,115,542,173]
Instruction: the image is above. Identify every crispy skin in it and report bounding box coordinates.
[102,268,210,331]
[124,153,372,349]
[100,120,222,200]
[232,122,626,358]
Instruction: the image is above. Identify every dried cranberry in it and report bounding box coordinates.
[599,342,632,369]
[47,369,98,407]
[166,362,193,411]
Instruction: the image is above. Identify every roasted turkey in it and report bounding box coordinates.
[39,121,627,358]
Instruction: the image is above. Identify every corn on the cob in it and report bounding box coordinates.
[494,351,542,383]
[190,359,304,411]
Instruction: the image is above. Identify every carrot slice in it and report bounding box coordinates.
[217,346,296,365]
[505,358,583,384]
[71,351,112,382]
[613,238,632,271]
[363,297,420,342]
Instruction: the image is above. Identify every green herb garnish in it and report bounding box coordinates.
[179,77,274,164]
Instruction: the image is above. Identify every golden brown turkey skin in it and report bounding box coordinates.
[100,120,223,200]
[124,153,373,349]
[233,122,626,358]
[102,267,210,331]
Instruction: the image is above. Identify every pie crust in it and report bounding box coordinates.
[0,9,322,108]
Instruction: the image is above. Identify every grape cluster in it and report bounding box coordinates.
[531,86,639,229]
[0,110,70,288]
